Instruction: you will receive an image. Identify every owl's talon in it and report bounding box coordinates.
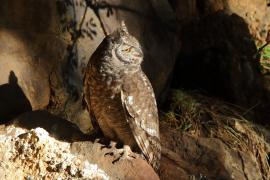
[103,141,119,155]
[105,152,114,156]
[105,144,136,164]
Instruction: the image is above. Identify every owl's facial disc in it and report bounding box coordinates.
[115,42,143,65]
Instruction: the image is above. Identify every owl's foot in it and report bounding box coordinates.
[105,142,136,164]
[113,145,136,164]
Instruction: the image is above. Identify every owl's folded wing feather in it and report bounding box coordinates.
[120,90,161,171]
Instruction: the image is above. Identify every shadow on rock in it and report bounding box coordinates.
[10,110,93,142]
[0,71,32,123]
[173,11,262,109]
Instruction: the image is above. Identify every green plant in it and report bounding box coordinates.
[258,44,270,72]
[261,46,270,60]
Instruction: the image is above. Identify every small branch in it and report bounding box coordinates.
[258,30,270,53]
[258,42,270,53]
[78,3,88,35]
[242,101,261,116]
[84,0,108,36]
[93,8,108,36]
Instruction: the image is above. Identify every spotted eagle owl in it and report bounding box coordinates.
[83,22,161,171]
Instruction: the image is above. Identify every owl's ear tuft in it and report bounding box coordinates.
[120,21,128,34]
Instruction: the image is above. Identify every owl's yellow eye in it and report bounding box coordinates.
[122,47,132,52]
[120,44,129,52]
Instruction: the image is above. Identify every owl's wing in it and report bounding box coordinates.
[83,67,101,135]
[120,89,161,171]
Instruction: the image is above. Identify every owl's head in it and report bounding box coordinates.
[110,22,143,67]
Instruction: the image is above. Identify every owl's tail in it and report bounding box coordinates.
[127,119,161,172]
[145,135,162,172]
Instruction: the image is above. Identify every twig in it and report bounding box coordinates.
[242,101,261,116]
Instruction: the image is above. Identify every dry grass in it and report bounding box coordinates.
[161,89,270,179]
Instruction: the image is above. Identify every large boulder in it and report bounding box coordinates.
[0,111,159,179]
[0,0,179,131]
[169,0,270,41]
[160,127,265,180]
[173,12,262,107]
[169,0,270,122]
[0,0,62,121]
[2,110,268,179]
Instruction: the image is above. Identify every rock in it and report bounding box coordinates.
[169,0,270,43]
[0,71,32,122]
[168,0,225,23]
[0,30,50,117]
[11,110,91,142]
[169,0,270,122]
[1,111,159,179]
[0,126,110,179]
[0,0,180,131]
[160,123,266,180]
[70,142,159,180]
[1,110,269,179]
[0,0,65,121]
[172,12,263,108]
[226,0,270,44]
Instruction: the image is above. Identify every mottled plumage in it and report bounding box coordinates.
[84,22,161,171]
